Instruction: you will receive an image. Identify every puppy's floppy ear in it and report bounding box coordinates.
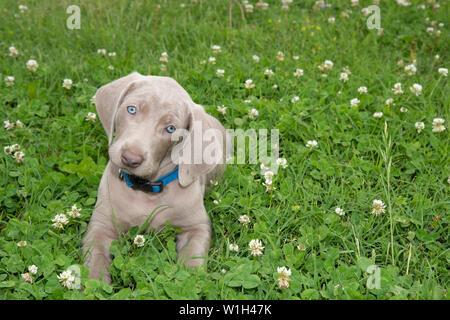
[178,103,227,187]
[95,72,143,144]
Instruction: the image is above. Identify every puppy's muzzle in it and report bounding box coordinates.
[121,148,144,168]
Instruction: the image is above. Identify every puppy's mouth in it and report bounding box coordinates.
[116,164,157,181]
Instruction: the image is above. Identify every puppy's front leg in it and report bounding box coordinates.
[176,222,211,268]
[82,212,118,283]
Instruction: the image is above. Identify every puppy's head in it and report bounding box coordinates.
[95,72,225,186]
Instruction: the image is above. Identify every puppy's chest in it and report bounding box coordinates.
[111,182,174,231]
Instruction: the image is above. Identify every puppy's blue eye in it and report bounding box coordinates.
[127,106,137,114]
[166,125,176,133]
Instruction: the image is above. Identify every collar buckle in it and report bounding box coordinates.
[142,180,163,193]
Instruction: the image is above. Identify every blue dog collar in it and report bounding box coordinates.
[119,166,179,193]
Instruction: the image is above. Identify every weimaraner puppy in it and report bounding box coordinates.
[82,72,229,283]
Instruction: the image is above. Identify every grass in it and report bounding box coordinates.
[0,0,449,300]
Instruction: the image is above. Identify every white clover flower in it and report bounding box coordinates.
[245,79,255,89]
[26,59,39,72]
[293,68,304,78]
[208,56,216,64]
[276,51,285,62]
[385,98,394,106]
[328,17,336,24]
[21,272,33,283]
[52,213,69,229]
[291,96,300,103]
[238,215,251,226]
[277,266,292,289]
[392,82,404,95]
[358,86,368,94]
[248,108,259,119]
[97,48,107,55]
[396,0,411,6]
[415,121,425,133]
[371,199,386,216]
[276,157,288,169]
[134,235,145,247]
[272,84,278,89]
[13,151,25,163]
[339,72,349,82]
[229,243,239,252]
[108,52,116,57]
[341,10,350,19]
[5,76,15,87]
[249,239,264,256]
[361,7,371,16]
[400,107,408,113]
[335,207,345,216]
[306,140,318,149]
[281,0,292,11]
[213,199,221,205]
[217,105,227,115]
[323,60,334,70]
[350,98,360,107]
[404,64,417,76]
[160,52,169,63]
[216,69,225,78]
[409,83,423,96]
[108,65,115,70]
[9,46,19,57]
[257,1,269,10]
[262,179,275,193]
[17,240,27,247]
[12,144,21,151]
[15,120,23,128]
[4,146,13,155]
[432,118,446,133]
[4,120,14,130]
[264,170,274,183]
[28,265,38,275]
[62,79,73,90]
[438,68,448,77]
[426,27,434,34]
[67,204,81,218]
[373,112,383,118]
[277,266,291,277]
[18,5,28,13]
[211,45,221,54]
[245,3,254,13]
[434,55,440,61]
[264,69,274,77]
[85,112,97,122]
[252,55,260,63]
[57,270,76,289]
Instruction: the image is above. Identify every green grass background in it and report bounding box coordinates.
[0,0,448,299]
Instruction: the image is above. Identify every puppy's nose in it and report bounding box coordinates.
[121,149,144,168]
